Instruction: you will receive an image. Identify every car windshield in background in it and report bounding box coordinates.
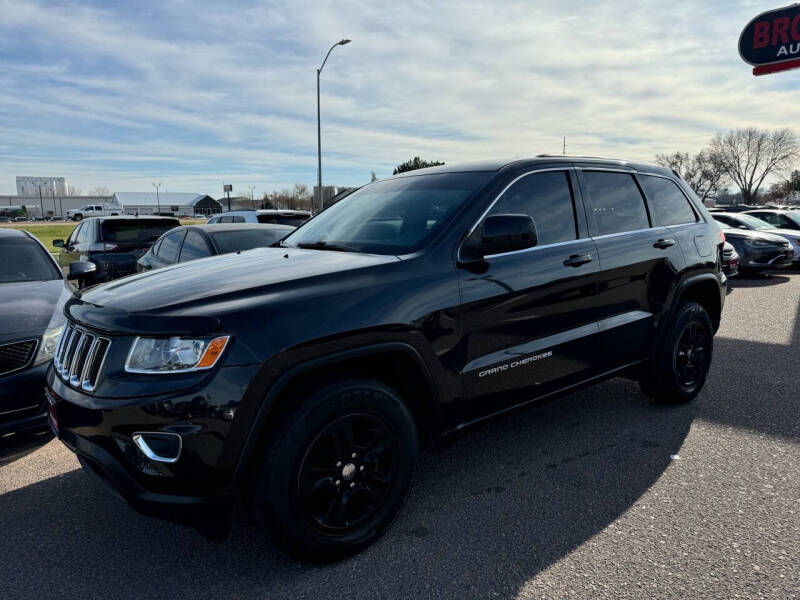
[210,228,292,254]
[101,220,178,243]
[257,214,310,227]
[0,238,61,283]
[734,214,773,230]
[282,172,492,255]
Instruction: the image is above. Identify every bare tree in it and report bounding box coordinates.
[655,150,727,204]
[66,185,82,196]
[90,186,111,196]
[370,171,378,182]
[709,128,799,204]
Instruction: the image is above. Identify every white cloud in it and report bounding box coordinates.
[0,0,797,195]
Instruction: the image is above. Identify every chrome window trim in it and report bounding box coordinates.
[484,237,593,260]
[458,167,579,262]
[0,338,39,377]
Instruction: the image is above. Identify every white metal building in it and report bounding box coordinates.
[112,192,222,216]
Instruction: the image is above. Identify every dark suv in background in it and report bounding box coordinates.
[47,157,725,562]
[53,216,180,285]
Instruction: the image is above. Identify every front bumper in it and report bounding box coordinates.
[45,361,257,535]
[742,246,794,269]
[0,362,49,435]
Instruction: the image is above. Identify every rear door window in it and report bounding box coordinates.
[487,170,577,245]
[157,230,186,264]
[178,230,212,262]
[638,175,697,226]
[582,171,650,236]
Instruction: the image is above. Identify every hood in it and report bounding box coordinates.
[74,247,401,324]
[0,279,72,342]
[764,228,800,243]
[722,229,790,244]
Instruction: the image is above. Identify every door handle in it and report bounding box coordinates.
[563,253,593,267]
[653,239,676,249]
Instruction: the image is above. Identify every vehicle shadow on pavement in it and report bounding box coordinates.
[0,378,698,600]
[728,274,791,288]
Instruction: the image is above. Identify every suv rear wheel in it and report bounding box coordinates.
[255,378,418,562]
[640,301,713,404]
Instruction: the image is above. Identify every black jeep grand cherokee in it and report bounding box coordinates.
[47,157,725,561]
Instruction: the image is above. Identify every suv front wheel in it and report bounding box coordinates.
[640,301,714,404]
[255,378,418,562]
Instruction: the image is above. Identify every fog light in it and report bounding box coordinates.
[132,432,182,463]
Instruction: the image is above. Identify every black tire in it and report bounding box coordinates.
[639,302,713,404]
[255,378,418,562]
[72,214,82,221]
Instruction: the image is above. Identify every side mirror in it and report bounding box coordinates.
[52,239,64,248]
[67,261,97,281]
[479,214,538,256]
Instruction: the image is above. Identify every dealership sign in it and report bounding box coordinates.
[739,4,800,75]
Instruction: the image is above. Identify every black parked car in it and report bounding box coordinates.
[712,219,793,273]
[137,223,295,271]
[52,216,180,286]
[47,157,725,561]
[0,229,87,434]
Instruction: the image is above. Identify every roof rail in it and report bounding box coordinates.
[535,153,637,162]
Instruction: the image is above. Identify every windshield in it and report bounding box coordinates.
[282,172,492,254]
[732,214,772,230]
[210,228,293,253]
[0,237,61,283]
[101,219,179,243]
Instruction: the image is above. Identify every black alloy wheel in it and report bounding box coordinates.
[639,301,714,404]
[297,412,397,535]
[256,378,417,562]
[674,321,709,390]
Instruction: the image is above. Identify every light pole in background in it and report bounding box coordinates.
[316,38,351,213]
[248,185,256,209]
[152,182,161,215]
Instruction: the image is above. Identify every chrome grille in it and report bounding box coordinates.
[0,339,38,376]
[53,323,111,392]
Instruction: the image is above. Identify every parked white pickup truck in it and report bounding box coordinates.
[66,203,122,221]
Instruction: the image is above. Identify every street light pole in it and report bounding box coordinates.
[316,38,351,214]
[152,182,161,216]
[38,185,43,219]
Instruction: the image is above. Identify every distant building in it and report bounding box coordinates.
[112,192,222,216]
[16,176,66,197]
[0,194,111,218]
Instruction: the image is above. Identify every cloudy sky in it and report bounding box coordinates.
[0,0,797,196]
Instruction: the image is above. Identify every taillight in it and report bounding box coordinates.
[718,230,725,243]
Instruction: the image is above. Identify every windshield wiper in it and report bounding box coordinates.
[296,241,359,253]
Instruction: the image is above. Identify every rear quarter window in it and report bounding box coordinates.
[638,175,697,226]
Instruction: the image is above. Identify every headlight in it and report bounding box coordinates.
[125,335,230,374]
[744,239,776,247]
[34,325,64,366]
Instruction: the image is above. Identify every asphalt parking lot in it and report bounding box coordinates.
[1,272,798,600]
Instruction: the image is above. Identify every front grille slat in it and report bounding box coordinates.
[52,323,111,392]
[0,339,38,376]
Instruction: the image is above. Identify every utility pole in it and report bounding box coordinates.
[316,38,351,214]
[52,189,57,217]
[38,185,44,219]
[152,182,162,215]
[563,136,566,155]
[248,185,256,208]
